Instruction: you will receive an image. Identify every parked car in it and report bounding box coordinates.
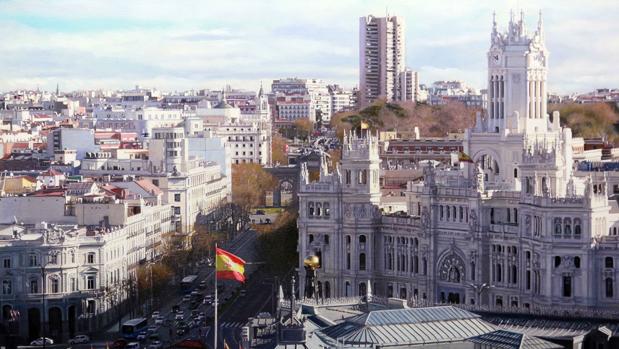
[151,311,160,319]
[198,281,207,289]
[154,316,164,326]
[112,338,128,349]
[239,289,247,297]
[182,295,191,302]
[176,328,186,336]
[175,312,184,321]
[126,342,140,349]
[136,332,147,341]
[149,333,160,341]
[30,338,54,346]
[68,334,90,344]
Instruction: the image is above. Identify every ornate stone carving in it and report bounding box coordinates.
[439,253,465,283]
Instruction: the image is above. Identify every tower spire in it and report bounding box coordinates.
[537,10,544,36]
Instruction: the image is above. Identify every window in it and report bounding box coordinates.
[324,235,329,244]
[87,253,95,264]
[562,276,572,297]
[50,278,60,293]
[497,264,502,282]
[440,206,444,220]
[574,256,580,268]
[87,275,96,290]
[174,193,181,202]
[511,265,517,284]
[71,278,77,292]
[490,208,495,224]
[29,254,38,267]
[554,256,562,268]
[514,168,518,178]
[308,202,314,216]
[346,253,351,270]
[554,218,562,237]
[359,253,366,271]
[308,234,314,243]
[49,254,58,265]
[605,257,614,269]
[574,219,581,238]
[29,279,38,294]
[346,235,351,246]
[564,218,572,238]
[606,278,614,298]
[526,270,531,290]
[2,258,10,269]
[70,251,75,263]
[324,203,330,217]
[2,280,11,295]
[359,235,366,244]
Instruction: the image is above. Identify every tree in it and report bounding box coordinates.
[294,118,314,140]
[271,134,289,165]
[549,103,619,144]
[231,163,277,211]
[256,209,299,277]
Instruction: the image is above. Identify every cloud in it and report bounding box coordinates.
[0,0,616,94]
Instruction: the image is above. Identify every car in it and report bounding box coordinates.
[190,290,200,297]
[30,338,54,346]
[126,342,140,349]
[151,311,160,319]
[182,295,191,302]
[147,325,159,334]
[148,341,163,349]
[176,328,186,336]
[198,281,207,289]
[239,289,247,297]
[175,313,184,321]
[154,317,164,325]
[136,332,147,341]
[148,333,160,341]
[112,339,128,349]
[68,334,90,344]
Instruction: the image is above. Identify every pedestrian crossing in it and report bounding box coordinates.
[220,321,245,328]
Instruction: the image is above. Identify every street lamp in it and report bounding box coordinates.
[467,283,493,307]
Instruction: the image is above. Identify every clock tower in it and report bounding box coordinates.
[487,10,548,135]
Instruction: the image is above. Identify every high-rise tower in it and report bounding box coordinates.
[359,15,405,106]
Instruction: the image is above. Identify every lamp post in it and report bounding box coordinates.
[467,283,493,307]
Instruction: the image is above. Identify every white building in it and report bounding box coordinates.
[359,15,406,106]
[272,78,331,122]
[297,12,619,315]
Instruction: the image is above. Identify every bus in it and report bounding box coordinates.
[121,318,148,339]
[180,275,199,294]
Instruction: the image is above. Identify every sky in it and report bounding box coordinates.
[0,0,617,94]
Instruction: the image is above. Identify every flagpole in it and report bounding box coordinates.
[214,243,218,349]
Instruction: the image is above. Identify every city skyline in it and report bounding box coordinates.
[0,0,617,94]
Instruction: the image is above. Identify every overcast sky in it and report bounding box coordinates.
[0,0,617,94]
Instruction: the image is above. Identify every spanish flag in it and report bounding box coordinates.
[458,151,474,163]
[216,247,246,283]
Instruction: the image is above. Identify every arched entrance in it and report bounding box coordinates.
[67,305,76,338]
[27,308,41,340]
[48,307,62,342]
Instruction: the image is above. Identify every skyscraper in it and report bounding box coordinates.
[359,15,406,106]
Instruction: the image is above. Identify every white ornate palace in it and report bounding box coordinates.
[297,12,619,313]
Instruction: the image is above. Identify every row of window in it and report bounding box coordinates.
[2,252,97,269]
[553,218,582,239]
[308,202,331,218]
[2,275,95,295]
[439,205,469,223]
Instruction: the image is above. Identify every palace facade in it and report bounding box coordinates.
[297,12,619,314]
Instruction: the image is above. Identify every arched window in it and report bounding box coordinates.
[606,278,614,298]
[316,203,322,216]
[511,265,517,284]
[346,235,351,246]
[574,256,581,268]
[50,277,60,293]
[605,257,614,269]
[554,256,562,268]
[496,264,502,282]
[308,234,314,243]
[471,262,476,281]
[564,218,572,238]
[359,253,366,271]
[490,208,495,224]
[514,208,518,223]
[308,202,314,216]
[413,256,419,274]
[359,235,366,244]
[359,282,367,296]
[440,206,444,220]
[554,218,562,237]
[574,219,581,238]
[345,281,351,297]
[452,206,457,221]
[514,168,518,178]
